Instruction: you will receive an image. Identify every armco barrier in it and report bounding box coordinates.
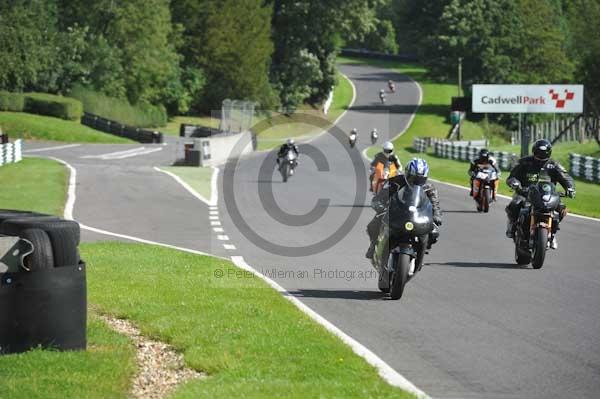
[81,113,163,144]
[570,153,600,183]
[0,139,22,167]
[433,142,517,170]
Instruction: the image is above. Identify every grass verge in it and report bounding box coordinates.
[161,166,213,201]
[0,111,133,143]
[0,158,136,398]
[83,242,414,399]
[0,158,68,215]
[342,56,600,219]
[0,317,135,399]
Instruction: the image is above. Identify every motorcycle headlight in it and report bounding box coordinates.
[542,194,551,202]
[408,206,417,212]
[404,222,414,231]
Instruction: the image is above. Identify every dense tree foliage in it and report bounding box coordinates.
[0,0,598,115]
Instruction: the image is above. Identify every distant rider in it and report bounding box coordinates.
[365,158,443,259]
[469,148,500,199]
[277,138,299,168]
[370,141,401,193]
[505,139,575,248]
[371,128,379,143]
[388,80,395,92]
[379,89,386,103]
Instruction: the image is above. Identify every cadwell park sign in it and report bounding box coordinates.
[472,84,584,114]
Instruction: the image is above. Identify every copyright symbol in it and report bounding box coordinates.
[214,269,224,278]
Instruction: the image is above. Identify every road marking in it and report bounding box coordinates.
[209,215,219,220]
[210,167,219,206]
[81,147,163,160]
[154,167,212,206]
[223,244,236,250]
[209,210,219,215]
[217,235,229,241]
[230,255,428,398]
[210,221,221,226]
[45,157,77,220]
[213,227,224,233]
[209,206,218,211]
[24,144,81,153]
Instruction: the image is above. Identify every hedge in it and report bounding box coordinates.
[23,93,83,121]
[0,92,25,112]
[69,85,167,128]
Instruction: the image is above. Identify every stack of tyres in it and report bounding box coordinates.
[0,209,86,354]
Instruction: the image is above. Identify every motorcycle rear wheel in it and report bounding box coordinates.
[532,228,548,269]
[390,253,410,300]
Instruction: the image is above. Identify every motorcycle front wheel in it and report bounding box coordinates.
[482,187,491,213]
[281,163,289,182]
[390,253,410,300]
[532,228,548,269]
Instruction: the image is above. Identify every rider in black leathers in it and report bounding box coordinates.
[505,139,575,245]
[469,148,499,197]
[365,163,443,259]
[276,139,299,166]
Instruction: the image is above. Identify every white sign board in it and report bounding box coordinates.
[472,84,584,113]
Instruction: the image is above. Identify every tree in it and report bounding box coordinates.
[172,0,275,112]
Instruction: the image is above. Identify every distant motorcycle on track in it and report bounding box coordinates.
[278,151,297,183]
[471,165,499,212]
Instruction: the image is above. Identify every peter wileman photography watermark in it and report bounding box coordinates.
[213,266,378,282]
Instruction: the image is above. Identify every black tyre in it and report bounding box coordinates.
[281,163,289,183]
[1,219,80,267]
[390,254,410,300]
[532,228,548,269]
[378,269,390,293]
[20,228,54,271]
[515,245,531,265]
[0,210,46,224]
[482,187,491,213]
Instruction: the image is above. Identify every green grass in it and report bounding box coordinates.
[0,158,68,215]
[0,317,135,399]
[161,166,213,201]
[161,115,221,137]
[83,242,414,399]
[0,158,136,398]
[344,56,600,218]
[0,111,133,143]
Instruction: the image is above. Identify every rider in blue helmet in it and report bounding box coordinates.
[365,158,443,259]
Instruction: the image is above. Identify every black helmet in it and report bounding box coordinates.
[478,149,490,161]
[532,139,552,161]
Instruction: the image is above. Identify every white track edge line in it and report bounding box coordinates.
[154,167,214,206]
[24,144,81,153]
[80,147,146,159]
[231,255,429,399]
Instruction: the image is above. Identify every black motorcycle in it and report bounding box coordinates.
[371,184,434,300]
[513,180,563,269]
[278,151,297,183]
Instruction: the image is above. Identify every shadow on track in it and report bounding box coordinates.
[427,261,528,269]
[287,289,384,300]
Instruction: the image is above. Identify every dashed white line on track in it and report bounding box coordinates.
[217,235,229,241]
[213,227,224,233]
[209,215,219,220]
[210,221,221,226]
[223,244,236,250]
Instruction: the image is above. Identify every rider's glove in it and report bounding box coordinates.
[567,187,576,199]
[433,216,442,226]
[510,180,522,190]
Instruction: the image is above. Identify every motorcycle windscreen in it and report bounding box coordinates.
[388,185,433,235]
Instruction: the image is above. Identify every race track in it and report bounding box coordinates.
[28,63,600,399]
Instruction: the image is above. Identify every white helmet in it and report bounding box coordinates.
[287,138,295,145]
[383,141,394,155]
[351,128,358,134]
[372,128,378,133]
[380,89,384,93]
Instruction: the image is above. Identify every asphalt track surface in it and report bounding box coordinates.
[26,63,600,399]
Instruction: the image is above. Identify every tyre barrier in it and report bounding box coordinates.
[0,139,22,167]
[570,153,600,183]
[0,210,85,354]
[433,142,517,170]
[81,112,163,144]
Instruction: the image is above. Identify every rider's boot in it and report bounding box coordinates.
[506,220,515,238]
[550,235,558,249]
[365,241,376,259]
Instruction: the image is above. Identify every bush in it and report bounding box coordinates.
[23,93,83,121]
[0,92,25,112]
[69,85,167,128]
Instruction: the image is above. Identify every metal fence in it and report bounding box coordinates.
[511,117,599,144]
[0,139,22,167]
[81,113,163,143]
[570,153,600,183]
[220,99,255,133]
[433,142,517,170]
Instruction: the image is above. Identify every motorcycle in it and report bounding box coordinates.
[349,132,357,148]
[278,150,297,183]
[371,183,434,300]
[512,180,564,269]
[472,165,498,213]
[371,130,378,145]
